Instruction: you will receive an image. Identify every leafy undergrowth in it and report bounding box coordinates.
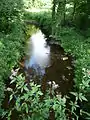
[24,11,52,36]
[0,23,25,115]
[24,11,90,119]
[56,27,90,118]
[3,74,90,120]
[0,0,25,115]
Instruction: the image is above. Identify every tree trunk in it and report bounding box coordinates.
[72,0,77,20]
[52,0,56,20]
[52,0,56,35]
[63,0,66,25]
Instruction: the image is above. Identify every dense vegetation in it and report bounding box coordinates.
[0,0,90,119]
[0,0,25,115]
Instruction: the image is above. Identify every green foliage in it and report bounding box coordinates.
[24,11,52,36]
[0,0,24,33]
[51,0,90,31]
[0,0,25,116]
[0,0,90,118]
[3,74,90,120]
[25,25,39,40]
[23,0,52,9]
[24,7,90,118]
[0,24,25,115]
[57,27,90,119]
[57,28,90,84]
[0,22,25,81]
[74,0,90,29]
[5,74,67,120]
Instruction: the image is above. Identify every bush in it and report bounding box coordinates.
[24,11,52,36]
[0,0,23,33]
[3,74,90,120]
[0,0,25,116]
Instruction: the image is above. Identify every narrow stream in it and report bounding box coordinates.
[1,25,74,120]
[23,27,73,95]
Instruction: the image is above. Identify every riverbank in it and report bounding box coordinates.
[24,11,90,118]
[1,11,90,119]
[0,20,25,115]
[2,24,74,120]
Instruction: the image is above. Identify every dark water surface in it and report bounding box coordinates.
[24,29,73,95]
[1,26,74,120]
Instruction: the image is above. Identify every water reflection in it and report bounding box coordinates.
[24,28,73,95]
[25,30,50,76]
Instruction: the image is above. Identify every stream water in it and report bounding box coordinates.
[23,27,73,95]
[1,25,74,120]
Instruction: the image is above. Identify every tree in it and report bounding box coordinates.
[0,0,24,33]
